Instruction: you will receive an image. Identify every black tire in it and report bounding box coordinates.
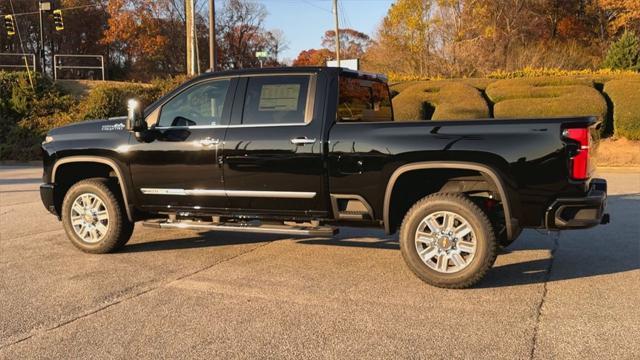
[399,193,497,289]
[61,178,134,254]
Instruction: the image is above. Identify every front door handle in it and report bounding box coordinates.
[290,137,316,145]
[199,137,220,147]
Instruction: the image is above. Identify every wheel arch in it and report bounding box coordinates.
[52,156,133,221]
[383,161,517,240]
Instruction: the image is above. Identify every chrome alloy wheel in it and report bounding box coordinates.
[414,211,477,273]
[70,193,109,243]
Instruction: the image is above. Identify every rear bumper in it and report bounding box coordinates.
[545,178,609,230]
[40,183,59,217]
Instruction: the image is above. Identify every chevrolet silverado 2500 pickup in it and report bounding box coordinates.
[40,67,609,288]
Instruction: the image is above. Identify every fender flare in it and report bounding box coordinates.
[52,156,133,221]
[383,161,516,239]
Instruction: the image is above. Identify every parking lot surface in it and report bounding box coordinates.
[1,165,638,359]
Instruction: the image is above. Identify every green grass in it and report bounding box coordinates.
[486,77,608,126]
[392,81,490,121]
[604,80,640,140]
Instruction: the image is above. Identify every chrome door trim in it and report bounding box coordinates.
[140,188,226,196]
[140,188,316,199]
[228,190,316,199]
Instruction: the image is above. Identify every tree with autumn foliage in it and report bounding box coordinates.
[292,28,372,66]
[292,48,334,66]
[362,0,640,77]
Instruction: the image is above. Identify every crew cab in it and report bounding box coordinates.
[40,67,609,288]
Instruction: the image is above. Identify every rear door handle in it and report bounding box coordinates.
[290,137,316,145]
[199,137,220,147]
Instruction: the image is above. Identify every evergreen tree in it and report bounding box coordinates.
[603,31,640,71]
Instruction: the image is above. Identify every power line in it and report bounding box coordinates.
[7,0,34,88]
[0,3,99,18]
[299,0,333,13]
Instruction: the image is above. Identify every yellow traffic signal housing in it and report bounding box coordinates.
[52,9,64,31]
[4,15,15,36]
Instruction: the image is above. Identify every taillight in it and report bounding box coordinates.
[563,128,590,180]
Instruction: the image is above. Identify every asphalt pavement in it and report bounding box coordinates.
[1,165,638,359]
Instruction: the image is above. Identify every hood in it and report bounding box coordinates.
[48,117,128,136]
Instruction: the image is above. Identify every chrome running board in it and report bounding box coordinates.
[143,219,338,237]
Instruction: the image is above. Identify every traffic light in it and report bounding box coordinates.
[52,9,64,31]
[4,15,15,36]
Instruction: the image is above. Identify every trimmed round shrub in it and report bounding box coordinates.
[604,80,640,140]
[486,77,608,128]
[392,81,490,121]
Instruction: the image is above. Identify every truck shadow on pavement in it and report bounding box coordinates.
[120,232,283,252]
[300,194,639,288]
[119,195,638,288]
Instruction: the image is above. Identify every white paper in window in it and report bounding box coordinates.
[258,84,300,111]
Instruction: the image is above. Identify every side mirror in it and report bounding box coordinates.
[126,99,146,132]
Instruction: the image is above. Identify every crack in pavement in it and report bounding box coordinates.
[529,232,560,360]
[0,240,275,350]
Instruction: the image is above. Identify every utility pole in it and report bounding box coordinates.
[185,0,196,76]
[209,0,217,71]
[332,0,340,67]
[38,1,52,75]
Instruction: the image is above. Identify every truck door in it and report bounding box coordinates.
[127,77,236,212]
[221,73,327,217]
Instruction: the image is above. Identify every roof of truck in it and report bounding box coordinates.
[197,66,388,82]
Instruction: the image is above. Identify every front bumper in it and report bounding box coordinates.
[545,178,609,230]
[40,183,59,217]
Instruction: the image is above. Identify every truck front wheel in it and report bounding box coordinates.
[399,193,497,289]
[61,178,134,253]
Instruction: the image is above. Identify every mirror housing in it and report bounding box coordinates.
[126,99,146,132]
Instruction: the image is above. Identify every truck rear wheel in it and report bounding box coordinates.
[399,193,497,289]
[61,178,133,254]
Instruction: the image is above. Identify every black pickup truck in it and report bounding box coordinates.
[40,67,609,288]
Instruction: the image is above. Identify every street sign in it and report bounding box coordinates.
[255,51,268,59]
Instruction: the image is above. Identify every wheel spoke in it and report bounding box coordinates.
[80,225,90,239]
[418,246,439,261]
[450,253,466,268]
[96,210,108,221]
[458,240,475,253]
[423,217,439,233]
[454,223,472,239]
[81,195,91,207]
[443,213,455,231]
[71,217,84,226]
[89,228,100,242]
[95,222,108,235]
[72,203,84,215]
[436,253,449,272]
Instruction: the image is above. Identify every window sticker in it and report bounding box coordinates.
[258,84,300,111]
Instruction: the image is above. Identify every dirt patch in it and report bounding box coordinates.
[596,137,640,167]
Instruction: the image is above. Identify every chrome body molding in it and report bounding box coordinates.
[140,188,317,199]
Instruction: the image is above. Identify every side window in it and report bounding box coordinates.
[338,76,393,122]
[158,79,230,127]
[242,76,310,125]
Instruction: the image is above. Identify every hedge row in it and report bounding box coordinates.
[485,77,608,128]
[392,81,490,121]
[604,80,640,140]
[0,72,187,160]
[391,75,640,140]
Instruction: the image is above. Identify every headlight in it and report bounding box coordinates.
[43,135,54,144]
